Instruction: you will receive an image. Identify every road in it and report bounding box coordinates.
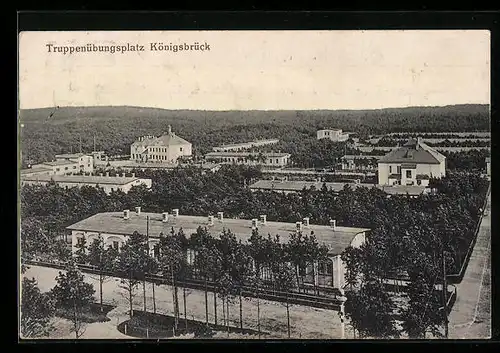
[21,265,350,340]
[448,189,491,339]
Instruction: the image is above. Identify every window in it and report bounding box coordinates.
[276,159,279,164]
[406,170,412,178]
[56,168,60,172]
[180,147,183,152]
[113,241,119,250]
[88,164,90,167]
[77,237,85,246]
[397,166,401,174]
[73,166,76,169]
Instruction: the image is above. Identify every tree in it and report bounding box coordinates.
[20,277,55,338]
[87,235,118,312]
[115,234,144,319]
[344,278,398,339]
[74,235,88,265]
[158,229,189,333]
[50,262,95,339]
[190,227,217,327]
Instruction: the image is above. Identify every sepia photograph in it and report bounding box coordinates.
[18,29,491,340]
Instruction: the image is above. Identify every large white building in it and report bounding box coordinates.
[317,129,349,142]
[377,138,446,186]
[20,173,152,194]
[205,152,291,167]
[130,126,192,164]
[213,139,280,152]
[67,209,369,290]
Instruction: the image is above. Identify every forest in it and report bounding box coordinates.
[19,104,490,166]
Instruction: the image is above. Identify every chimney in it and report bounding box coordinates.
[162,212,169,223]
[251,218,258,230]
[106,171,110,177]
[296,221,303,233]
[208,215,214,226]
[330,219,337,231]
[260,214,267,225]
[217,211,224,222]
[99,172,103,177]
[135,207,141,216]
[123,209,130,220]
[303,217,310,227]
[172,208,179,217]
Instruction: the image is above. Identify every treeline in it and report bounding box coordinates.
[20,104,489,165]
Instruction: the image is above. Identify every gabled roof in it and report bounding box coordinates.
[378,138,445,165]
[66,212,370,256]
[132,132,191,147]
[21,174,148,186]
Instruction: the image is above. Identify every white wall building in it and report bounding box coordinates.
[67,209,369,290]
[317,129,349,142]
[130,125,192,164]
[377,138,446,186]
[205,152,291,167]
[20,173,152,194]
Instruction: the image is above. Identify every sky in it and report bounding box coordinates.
[18,30,490,111]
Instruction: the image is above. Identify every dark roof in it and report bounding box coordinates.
[37,160,78,166]
[21,175,149,186]
[249,180,427,196]
[250,180,362,192]
[378,139,445,164]
[132,132,191,147]
[66,212,369,256]
[342,155,382,160]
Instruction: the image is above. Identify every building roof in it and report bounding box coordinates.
[20,167,53,175]
[215,139,279,149]
[132,127,191,147]
[206,152,291,158]
[377,185,429,196]
[378,138,446,164]
[249,180,428,196]
[66,212,369,255]
[250,180,363,192]
[21,174,149,186]
[342,155,382,160]
[38,160,78,167]
[55,153,92,159]
[318,128,342,132]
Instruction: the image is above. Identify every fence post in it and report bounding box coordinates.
[124,323,127,335]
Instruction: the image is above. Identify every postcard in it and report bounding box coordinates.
[18,29,491,340]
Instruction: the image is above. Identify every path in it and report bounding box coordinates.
[448,189,491,339]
